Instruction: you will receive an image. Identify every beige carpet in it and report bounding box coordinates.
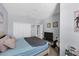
[48,45,58,56]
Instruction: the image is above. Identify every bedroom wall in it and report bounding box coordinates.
[0,3,59,40]
[8,15,38,36]
[3,3,57,37]
[0,4,8,34]
[60,3,79,56]
[39,3,60,41]
[43,14,60,41]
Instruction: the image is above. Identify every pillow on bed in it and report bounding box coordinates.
[0,45,8,52]
[0,35,16,52]
[4,36,16,49]
[0,36,8,52]
[0,44,8,52]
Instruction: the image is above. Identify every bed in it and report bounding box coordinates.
[0,38,49,56]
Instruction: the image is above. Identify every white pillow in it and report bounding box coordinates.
[0,44,8,52]
[0,37,8,52]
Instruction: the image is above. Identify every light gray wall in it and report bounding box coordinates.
[60,3,79,56]
[0,4,8,34]
[2,3,60,40]
[8,15,39,35]
[6,3,57,36]
[43,14,60,41]
[39,4,60,41]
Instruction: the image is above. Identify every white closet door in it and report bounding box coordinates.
[31,25,37,36]
[13,22,31,38]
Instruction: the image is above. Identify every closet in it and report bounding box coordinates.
[31,24,43,39]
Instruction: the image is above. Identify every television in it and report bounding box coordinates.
[44,32,53,42]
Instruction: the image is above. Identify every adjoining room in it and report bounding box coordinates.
[60,3,79,56]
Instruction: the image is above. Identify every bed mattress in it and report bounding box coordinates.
[0,38,48,56]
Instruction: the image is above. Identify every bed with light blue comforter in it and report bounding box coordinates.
[0,38,48,56]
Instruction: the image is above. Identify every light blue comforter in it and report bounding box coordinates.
[0,38,48,56]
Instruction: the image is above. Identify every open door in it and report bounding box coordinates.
[37,24,43,39]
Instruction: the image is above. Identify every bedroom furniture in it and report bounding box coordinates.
[51,40,58,48]
[0,35,16,52]
[65,49,76,56]
[0,38,48,56]
[24,36,47,47]
[65,46,79,56]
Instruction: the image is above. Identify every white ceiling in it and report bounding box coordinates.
[3,3,57,20]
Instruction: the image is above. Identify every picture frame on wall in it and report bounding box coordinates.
[53,21,58,28]
[47,23,51,28]
[74,10,79,32]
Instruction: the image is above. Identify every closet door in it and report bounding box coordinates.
[37,24,43,39]
[31,25,37,36]
[13,22,31,38]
